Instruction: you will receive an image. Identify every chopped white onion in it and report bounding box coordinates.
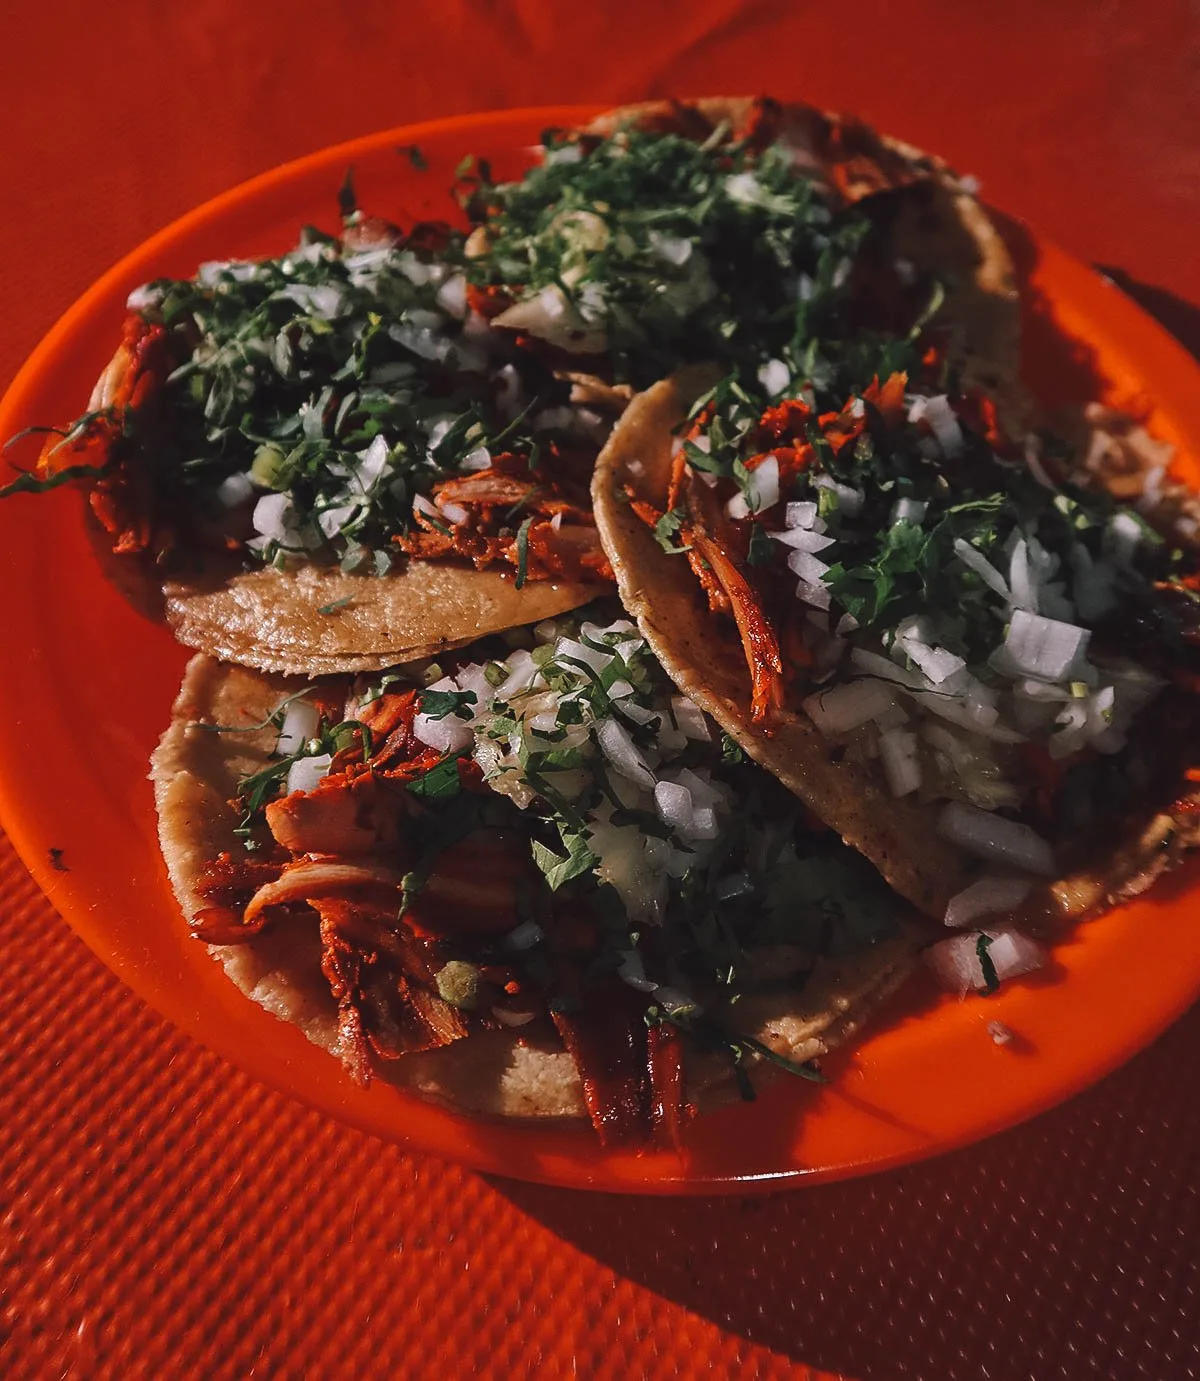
[943,875,1035,928]
[757,358,791,397]
[460,445,492,472]
[1105,511,1144,566]
[879,728,921,796]
[441,501,470,526]
[596,717,656,790]
[994,610,1090,682]
[953,538,1010,597]
[771,526,836,553]
[1008,538,1038,613]
[924,924,1047,995]
[285,753,332,796]
[787,549,831,584]
[813,474,864,516]
[413,677,475,754]
[671,696,711,741]
[252,492,296,542]
[435,273,468,319]
[276,699,320,757]
[784,500,823,531]
[936,802,1055,875]
[726,455,780,518]
[803,679,895,734]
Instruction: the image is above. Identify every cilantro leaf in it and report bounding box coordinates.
[406,756,463,799]
[419,688,478,721]
[531,831,598,890]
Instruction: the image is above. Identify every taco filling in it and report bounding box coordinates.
[153,607,922,1145]
[594,361,1200,944]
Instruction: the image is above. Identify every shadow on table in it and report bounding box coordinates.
[1091,266,1200,361]
[490,274,1200,1381]
[489,1007,1200,1381]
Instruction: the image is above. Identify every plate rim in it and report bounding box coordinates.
[2,104,1199,1195]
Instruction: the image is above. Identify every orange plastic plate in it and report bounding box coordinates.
[1,107,1198,1194]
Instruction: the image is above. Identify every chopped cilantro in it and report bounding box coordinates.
[419,688,478,721]
[406,756,463,799]
[654,505,690,554]
[976,933,1000,995]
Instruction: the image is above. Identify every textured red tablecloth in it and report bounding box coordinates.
[2,5,1199,1378]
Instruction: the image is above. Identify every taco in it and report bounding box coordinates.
[151,607,925,1144]
[461,95,1022,423]
[7,213,611,672]
[592,362,1200,954]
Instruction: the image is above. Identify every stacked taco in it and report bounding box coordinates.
[6,97,1196,1145]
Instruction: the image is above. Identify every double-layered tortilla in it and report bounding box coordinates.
[151,612,924,1142]
[592,365,1200,940]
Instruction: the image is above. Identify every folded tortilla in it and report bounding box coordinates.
[592,370,1200,923]
[151,651,923,1124]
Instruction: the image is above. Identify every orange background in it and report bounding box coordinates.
[2,4,1200,1378]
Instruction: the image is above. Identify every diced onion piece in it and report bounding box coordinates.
[435,273,468,319]
[803,679,895,734]
[995,609,1091,682]
[943,875,1035,928]
[493,649,539,701]
[460,445,492,472]
[795,578,831,611]
[597,717,656,790]
[988,1020,1015,1045]
[252,492,295,542]
[787,549,830,584]
[671,696,711,741]
[555,637,612,675]
[849,648,925,689]
[921,395,964,456]
[726,454,780,518]
[879,728,921,797]
[492,284,607,353]
[1105,511,1143,565]
[757,358,790,397]
[953,538,1010,596]
[286,753,332,796]
[924,925,1047,995]
[813,474,864,516]
[414,677,475,753]
[1008,538,1037,613]
[770,526,836,553]
[277,699,321,756]
[936,802,1055,874]
[784,501,823,531]
[413,492,440,520]
[654,780,695,831]
[440,501,469,525]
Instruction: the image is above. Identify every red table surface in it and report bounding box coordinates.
[2,5,1199,1378]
